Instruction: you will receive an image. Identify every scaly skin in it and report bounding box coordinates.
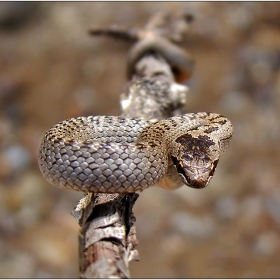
[38,113,233,193]
[127,36,194,83]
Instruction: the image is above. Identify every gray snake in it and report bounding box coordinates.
[38,113,233,193]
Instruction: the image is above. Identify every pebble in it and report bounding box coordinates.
[219,90,252,114]
[253,231,280,257]
[0,250,35,278]
[214,196,238,220]
[169,212,216,240]
[240,195,263,222]
[0,1,40,30]
[1,145,31,174]
[0,2,40,29]
[264,189,280,225]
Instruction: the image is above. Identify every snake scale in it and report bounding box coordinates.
[38,112,233,193]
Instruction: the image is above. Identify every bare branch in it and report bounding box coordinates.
[75,11,194,278]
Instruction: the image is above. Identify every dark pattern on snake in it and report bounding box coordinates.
[38,113,233,193]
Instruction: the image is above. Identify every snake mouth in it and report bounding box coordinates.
[171,156,217,189]
[171,156,194,187]
[209,159,219,177]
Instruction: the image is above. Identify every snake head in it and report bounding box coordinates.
[172,133,220,188]
[171,155,219,188]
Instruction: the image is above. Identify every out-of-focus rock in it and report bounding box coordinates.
[169,212,216,240]
[253,231,280,257]
[0,2,41,30]
[0,145,31,179]
[264,189,280,225]
[214,196,238,221]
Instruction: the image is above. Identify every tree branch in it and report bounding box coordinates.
[73,11,193,278]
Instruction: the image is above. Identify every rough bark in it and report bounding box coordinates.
[73,11,193,278]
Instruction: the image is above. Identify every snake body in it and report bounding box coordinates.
[38,113,232,193]
[127,37,194,83]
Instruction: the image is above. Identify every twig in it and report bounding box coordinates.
[73,11,193,278]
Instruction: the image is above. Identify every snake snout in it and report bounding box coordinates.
[171,155,218,189]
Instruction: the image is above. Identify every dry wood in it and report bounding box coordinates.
[73,11,193,278]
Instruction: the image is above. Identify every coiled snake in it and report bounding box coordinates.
[38,113,233,193]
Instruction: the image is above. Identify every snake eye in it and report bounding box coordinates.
[184,154,192,161]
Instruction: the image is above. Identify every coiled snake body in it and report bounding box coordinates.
[38,113,233,193]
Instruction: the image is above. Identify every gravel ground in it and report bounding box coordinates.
[0,2,280,278]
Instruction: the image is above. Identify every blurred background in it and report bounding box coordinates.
[0,2,280,278]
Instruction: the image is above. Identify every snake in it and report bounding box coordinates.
[38,112,233,193]
[127,37,194,83]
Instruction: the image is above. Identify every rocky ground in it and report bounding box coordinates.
[0,2,280,278]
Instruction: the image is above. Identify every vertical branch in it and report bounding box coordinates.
[73,12,193,278]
